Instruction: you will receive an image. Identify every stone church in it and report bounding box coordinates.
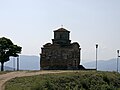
[40,27,82,70]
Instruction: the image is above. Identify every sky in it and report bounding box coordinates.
[0,0,120,63]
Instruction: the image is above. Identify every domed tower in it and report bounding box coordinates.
[52,28,71,45]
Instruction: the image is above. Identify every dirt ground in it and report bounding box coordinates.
[0,70,71,90]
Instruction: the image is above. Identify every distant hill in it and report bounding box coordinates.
[83,58,120,72]
[4,55,40,71]
[0,66,14,71]
[3,55,120,72]
[4,66,14,71]
[19,55,40,70]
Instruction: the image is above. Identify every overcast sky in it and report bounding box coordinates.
[0,0,120,62]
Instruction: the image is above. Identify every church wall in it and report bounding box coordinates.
[40,43,80,70]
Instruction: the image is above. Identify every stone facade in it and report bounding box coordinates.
[40,28,81,70]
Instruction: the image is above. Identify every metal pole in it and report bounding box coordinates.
[17,56,19,71]
[13,57,15,71]
[96,44,98,71]
[117,50,119,72]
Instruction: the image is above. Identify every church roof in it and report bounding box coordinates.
[54,28,69,32]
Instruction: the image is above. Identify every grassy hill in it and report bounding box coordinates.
[5,71,120,90]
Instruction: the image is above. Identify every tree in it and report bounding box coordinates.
[0,37,22,71]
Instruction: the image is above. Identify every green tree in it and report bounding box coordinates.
[0,37,22,71]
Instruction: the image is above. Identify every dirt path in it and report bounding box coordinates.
[0,70,71,90]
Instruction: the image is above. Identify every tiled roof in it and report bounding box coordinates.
[54,28,69,32]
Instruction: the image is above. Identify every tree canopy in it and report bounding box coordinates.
[0,37,22,71]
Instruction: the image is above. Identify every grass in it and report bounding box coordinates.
[0,71,11,75]
[5,71,120,90]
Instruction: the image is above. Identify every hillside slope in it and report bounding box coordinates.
[5,71,120,90]
[0,70,71,90]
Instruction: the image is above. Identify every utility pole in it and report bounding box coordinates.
[96,44,98,71]
[17,55,19,71]
[117,50,119,72]
[13,57,15,71]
